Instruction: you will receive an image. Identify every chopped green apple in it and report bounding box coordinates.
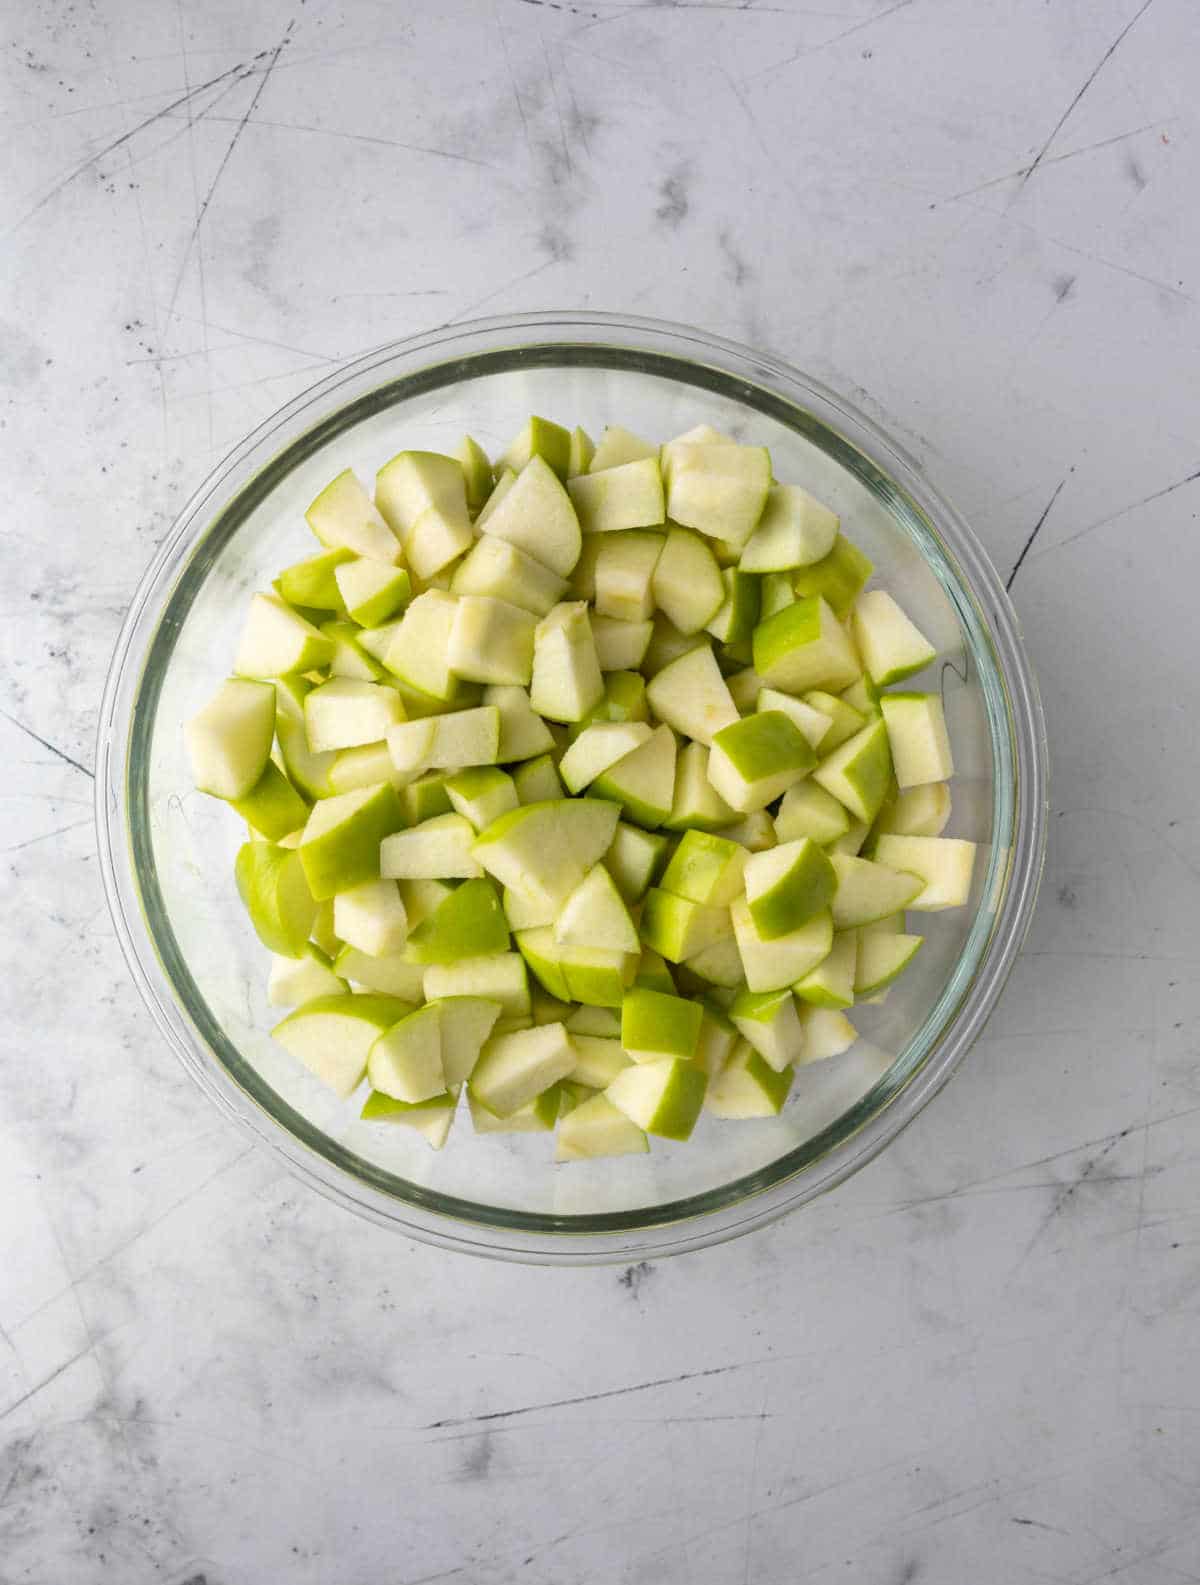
[556,864,640,953]
[706,1039,793,1117]
[759,571,796,621]
[664,740,739,832]
[829,852,923,928]
[512,753,564,803]
[327,740,401,796]
[479,455,582,577]
[502,884,557,931]
[705,567,761,645]
[559,722,654,794]
[304,678,404,752]
[530,602,604,722]
[186,678,277,800]
[434,996,503,1086]
[387,707,500,774]
[469,1085,561,1134]
[634,947,676,994]
[450,536,567,617]
[298,781,405,900]
[568,456,665,533]
[400,771,454,823]
[589,424,658,471]
[828,817,871,857]
[708,712,816,813]
[323,621,387,682]
[730,897,832,992]
[871,834,977,910]
[444,766,518,831]
[497,414,571,482]
[472,797,620,909]
[468,1022,577,1116]
[774,780,851,846]
[232,761,310,844]
[723,810,778,851]
[851,590,936,685]
[651,526,725,634]
[812,718,893,824]
[605,1057,706,1140]
[277,546,354,613]
[375,450,472,578]
[665,441,771,549]
[693,1000,738,1076]
[334,946,420,997]
[640,889,732,963]
[794,928,857,1008]
[744,836,836,938]
[235,593,334,679]
[740,484,838,572]
[333,558,411,627]
[368,1002,444,1103]
[235,840,318,956]
[273,993,408,1098]
[383,590,460,701]
[802,690,864,751]
[590,616,653,672]
[795,1005,857,1063]
[267,944,345,1006]
[620,987,702,1063]
[362,1088,458,1149]
[791,533,872,618]
[683,934,746,987]
[567,426,595,477]
[456,434,494,511]
[879,693,954,788]
[406,878,509,962]
[640,612,705,678]
[555,1092,649,1160]
[306,469,400,564]
[730,987,805,1072]
[571,670,650,736]
[380,813,482,879]
[593,530,664,622]
[854,931,923,996]
[447,596,536,686]
[752,595,860,694]
[755,688,831,752]
[590,723,677,829]
[725,667,763,713]
[421,954,529,1022]
[484,684,556,763]
[567,1034,633,1089]
[659,828,745,906]
[333,878,409,957]
[273,676,337,800]
[875,781,952,837]
[645,644,739,746]
[566,1004,621,1037]
[605,821,671,903]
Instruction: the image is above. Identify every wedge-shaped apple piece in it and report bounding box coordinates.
[367,1002,444,1103]
[652,526,725,634]
[361,1088,458,1148]
[233,763,310,843]
[731,897,832,992]
[473,797,620,909]
[753,594,860,694]
[593,529,664,622]
[640,890,732,964]
[556,865,639,953]
[405,878,509,962]
[665,442,771,548]
[512,753,564,804]
[691,1000,738,1076]
[605,821,671,903]
[273,993,409,1098]
[791,533,872,618]
[571,670,649,736]
[497,414,571,482]
[273,677,336,800]
[854,932,923,996]
[812,718,893,823]
[235,841,317,956]
[456,434,494,511]
[568,456,665,533]
[730,987,804,1072]
[567,1034,633,1089]
[828,817,870,857]
[634,947,676,994]
[306,469,399,563]
[277,546,354,613]
[450,536,567,617]
[590,615,653,672]
[530,601,604,722]
[875,781,952,838]
[879,693,953,788]
[469,1085,561,1134]
[267,944,345,1006]
[871,835,976,910]
[375,450,471,578]
[468,1022,577,1117]
[645,645,739,747]
[484,684,556,763]
[334,946,425,1001]
[566,1004,621,1036]
[829,852,923,928]
[386,707,500,775]
[478,455,581,577]
[298,782,405,900]
[566,425,594,477]
[187,678,276,800]
[333,879,408,957]
[589,423,657,471]
[851,590,936,685]
[775,780,850,846]
[802,690,863,751]
[796,1005,857,1062]
[620,987,702,1064]
[235,593,334,679]
[555,1092,649,1160]
[380,813,482,879]
[502,885,557,931]
[432,996,503,1087]
[795,929,857,1008]
[755,687,831,752]
[591,723,676,829]
[706,567,761,645]
[304,679,405,753]
[641,612,705,678]
[559,722,654,795]
[723,810,777,852]
[706,1039,794,1117]
[660,829,746,906]
[517,928,635,1007]
[758,570,795,622]
[323,621,386,683]
[605,1056,706,1140]
[423,952,529,1019]
[744,837,836,938]
[664,741,739,832]
[683,934,745,987]
[740,484,838,572]
[334,558,411,627]
[309,897,339,956]
[383,590,460,701]
[708,712,815,813]
[395,877,455,929]
[444,766,518,832]
[448,596,537,686]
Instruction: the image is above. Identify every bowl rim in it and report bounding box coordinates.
[96,309,1047,1264]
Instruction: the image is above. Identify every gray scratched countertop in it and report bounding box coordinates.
[3,3,1200,1581]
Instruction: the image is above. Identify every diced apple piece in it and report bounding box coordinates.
[652,526,725,635]
[851,590,936,685]
[706,1039,794,1117]
[875,782,952,838]
[796,1005,857,1063]
[879,693,954,788]
[444,766,518,831]
[605,1057,706,1141]
[433,996,503,1087]
[567,1034,633,1089]
[567,426,595,477]
[187,678,276,800]
[774,782,850,848]
[640,889,732,963]
[497,415,571,482]
[530,601,604,722]
[590,723,677,830]
[744,837,836,938]
[645,645,739,747]
[362,1088,459,1148]
[473,797,620,909]
[368,1002,444,1103]
[469,1022,577,1117]
[803,690,864,751]
[375,450,472,578]
[665,442,771,548]
[306,469,399,564]
[854,931,923,996]
[678,934,745,987]
[730,987,805,1072]
[273,993,408,1098]
[447,595,536,686]
[753,595,860,694]
[589,424,657,471]
[450,536,567,617]
[484,684,556,763]
[723,810,778,851]
[791,533,872,618]
[660,828,746,905]
[559,722,654,794]
[277,546,354,613]
[232,760,310,842]
[380,813,482,879]
[812,718,893,824]
[298,782,405,900]
[235,593,334,679]
[456,434,494,511]
[304,679,404,752]
[641,612,705,678]
[871,835,977,910]
[556,864,640,953]
[708,712,815,813]
[794,929,857,1008]
[829,852,923,928]
[706,568,761,645]
[334,559,411,627]
[267,944,345,1006]
[755,688,831,752]
[620,987,702,1063]
[556,1092,649,1160]
[591,615,653,672]
[235,841,318,956]
[405,878,509,962]
[333,879,408,957]
[469,1085,561,1134]
[512,753,564,803]
[323,620,386,682]
[740,484,838,572]
[423,953,530,1020]
[383,591,460,701]
[273,677,337,800]
[664,740,739,832]
[731,898,832,992]
[479,455,581,577]
[605,821,670,903]
[593,530,664,622]
[568,457,665,533]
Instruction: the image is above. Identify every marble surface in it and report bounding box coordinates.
[3,1,1200,1579]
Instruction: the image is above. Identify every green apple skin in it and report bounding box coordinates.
[751,595,860,694]
[230,761,310,841]
[634,948,676,995]
[423,953,530,1019]
[277,546,355,613]
[706,567,761,645]
[640,890,732,964]
[705,1040,794,1117]
[235,841,318,956]
[468,1021,578,1117]
[708,712,816,813]
[297,782,406,901]
[775,780,851,846]
[367,1002,445,1103]
[555,1092,649,1160]
[406,879,510,963]
[794,929,857,1008]
[853,932,924,996]
[812,718,894,824]
[744,837,837,939]
[829,853,924,929]
[659,829,745,906]
[273,993,410,1098]
[361,1088,458,1148]
[871,835,977,910]
[620,987,703,1062]
[497,414,572,482]
[605,1056,707,1141]
[851,590,937,686]
[790,534,873,618]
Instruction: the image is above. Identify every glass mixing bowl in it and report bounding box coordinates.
[96,312,1047,1263]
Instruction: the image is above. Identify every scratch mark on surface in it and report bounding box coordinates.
[719,65,770,160]
[440,258,557,326]
[0,711,94,779]
[746,0,912,79]
[0,1348,95,1425]
[199,115,502,170]
[494,8,534,161]
[1012,1515,1068,1533]
[1031,465,1200,564]
[2,819,94,855]
[1007,475,1067,590]
[930,121,1166,208]
[424,1358,770,1429]
[1017,0,1158,192]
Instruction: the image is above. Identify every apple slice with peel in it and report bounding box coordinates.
[386,707,500,775]
[236,841,318,956]
[445,766,518,832]
[571,670,649,737]
[590,616,653,672]
[645,645,739,747]
[566,1004,621,1036]
[753,595,860,694]
[693,1001,738,1076]
[473,797,620,910]
[450,536,567,617]
[775,780,850,846]
[634,948,676,994]
[333,558,411,627]
[484,685,556,763]
[665,741,739,832]
[304,679,404,753]
[559,722,654,794]
[230,762,309,842]
[497,415,572,482]
[423,953,529,1019]
[854,932,923,996]
[375,451,472,578]
[530,602,604,723]
[568,457,665,533]
[659,828,745,906]
[641,613,705,678]
[829,853,923,928]
[744,836,836,938]
[684,934,745,987]
[879,693,954,788]
[665,442,771,548]
[297,782,406,898]
[620,987,703,1063]
[267,944,345,1006]
[593,530,664,622]
[875,782,951,838]
[605,1057,706,1140]
[708,712,815,814]
[740,484,839,573]
[725,667,763,713]
[871,835,977,910]
[479,455,582,577]
[828,817,870,857]
[812,718,893,823]
[432,996,502,1087]
[448,596,537,686]
[469,1085,561,1134]
[567,426,594,477]
[556,1092,649,1160]
[517,928,635,1007]
[605,821,670,903]
[706,1039,794,1117]
[794,928,857,1008]
[731,898,832,992]
[591,723,676,830]
[397,878,455,928]
[334,946,425,1001]
[235,593,335,679]
[513,753,564,804]
[851,591,936,685]
[556,865,639,953]
[383,591,460,701]
[306,470,400,563]
[759,571,795,622]
[640,890,732,964]
[273,677,337,800]
[802,692,864,751]
[590,424,658,471]
[567,1034,633,1088]
[456,434,494,511]
[730,987,804,1072]
[400,773,454,824]
[187,678,276,800]
[755,688,832,752]
[652,526,725,634]
[361,1088,459,1148]
[406,878,509,962]
[380,814,482,880]
[796,1005,857,1062]
[333,879,408,956]
[792,534,873,619]
[273,993,411,1098]
[329,742,405,796]
[706,568,760,645]
[468,1022,577,1117]
[367,1002,445,1103]
[309,898,339,957]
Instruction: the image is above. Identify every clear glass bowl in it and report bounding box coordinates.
[96,312,1047,1264]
